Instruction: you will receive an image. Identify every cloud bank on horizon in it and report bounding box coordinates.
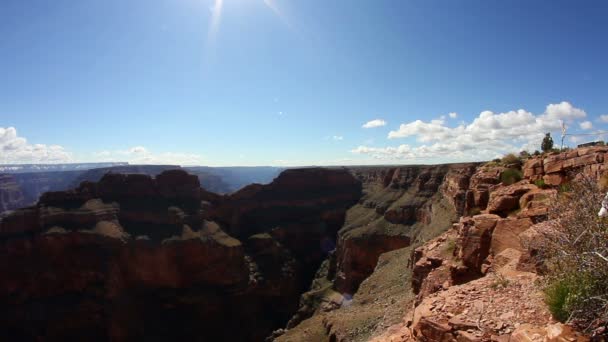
[0,128,204,166]
[1,101,606,166]
[352,101,604,163]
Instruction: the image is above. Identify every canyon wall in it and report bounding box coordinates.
[0,168,360,341]
[279,147,608,341]
[4,147,605,341]
[0,165,284,216]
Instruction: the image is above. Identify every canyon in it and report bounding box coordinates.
[1,146,607,341]
[0,164,283,217]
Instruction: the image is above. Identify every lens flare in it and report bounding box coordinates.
[207,0,224,46]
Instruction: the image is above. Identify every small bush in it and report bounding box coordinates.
[491,273,511,290]
[558,183,571,193]
[534,179,549,189]
[444,239,457,255]
[501,153,521,166]
[468,207,481,216]
[500,168,523,185]
[544,279,572,322]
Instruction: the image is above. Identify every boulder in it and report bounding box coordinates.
[457,214,500,273]
[490,217,534,255]
[487,183,536,217]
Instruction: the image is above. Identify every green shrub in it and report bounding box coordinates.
[534,179,548,189]
[558,183,571,193]
[544,278,572,322]
[500,168,523,185]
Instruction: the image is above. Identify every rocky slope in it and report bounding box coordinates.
[275,163,480,340]
[277,147,608,341]
[0,168,361,341]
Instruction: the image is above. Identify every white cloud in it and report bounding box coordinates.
[362,119,387,128]
[599,115,608,123]
[129,146,147,154]
[355,102,589,162]
[92,146,204,166]
[448,112,458,119]
[0,127,72,164]
[333,135,344,141]
[580,121,593,130]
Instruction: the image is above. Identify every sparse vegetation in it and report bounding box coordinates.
[558,183,571,193]
[444,239,457,255]
[500,168,523,185]
[544,278,573,322]
[490,273,510,290]
[519,150,531,160]
[540,176,608,333]
[468,207,481,216]
[501,153,522,167]
[534,179,549,189]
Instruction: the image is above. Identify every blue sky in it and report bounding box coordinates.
[1,0,608,166]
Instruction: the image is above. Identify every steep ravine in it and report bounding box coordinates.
[275,163,480,340]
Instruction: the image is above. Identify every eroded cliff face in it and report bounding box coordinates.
[0,168,361,341]
[364,149,608,342]
[334,164,479,295]
[277,163,480,337]
[279,148,608,342]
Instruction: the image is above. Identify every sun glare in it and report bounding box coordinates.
[207,0,224,45]
[207,0,288,47]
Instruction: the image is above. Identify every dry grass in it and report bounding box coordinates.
[539,175,608,335]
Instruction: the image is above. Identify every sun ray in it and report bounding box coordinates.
[263,0,291,28]
[207,0,224,46]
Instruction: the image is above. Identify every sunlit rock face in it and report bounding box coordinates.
[0,168,362,341]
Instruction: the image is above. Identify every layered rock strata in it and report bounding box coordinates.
[0,168,361,341]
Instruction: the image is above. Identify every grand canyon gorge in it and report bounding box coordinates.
[1,145,606,340]
[3,1,607,341]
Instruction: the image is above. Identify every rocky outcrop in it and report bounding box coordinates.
[466,165,504,212]
[0,168,362,341]
[333,164,478,295]
[487,182,536,217]
[441,164,479,216]
[523,146,608,185]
